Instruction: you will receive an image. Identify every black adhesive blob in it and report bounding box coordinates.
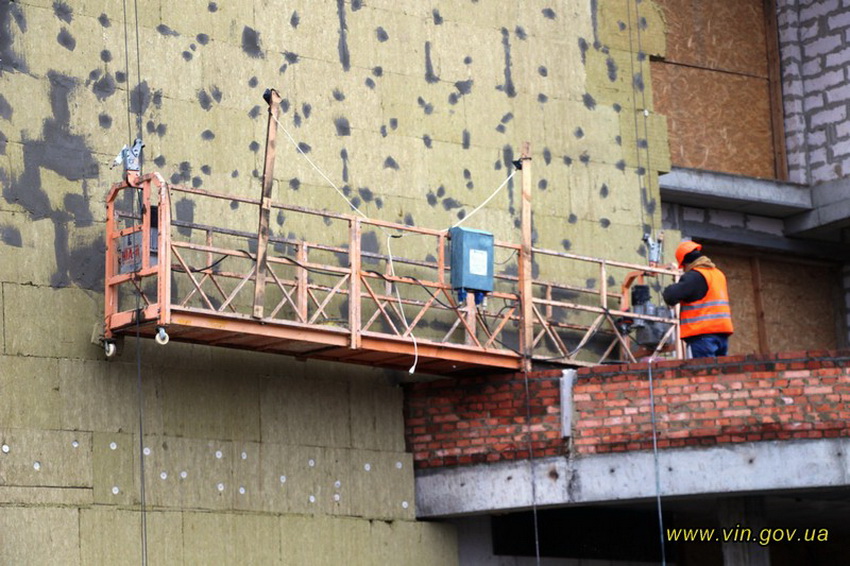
[464,56,473,65]
[501,113,514,124]
[600,218,610,228]
[433,9,443,24]
[515,26,527,40]
[423,135,432,148]
[538,93,548,103]
[351,0,362,9]
[637,166,646,176]
[538,66,548,77]
[201,129,215,140]
[638,138,649,148]
[248,141,260,153]
[289,178,301,190]
[290,11,299,28]
[425,41,439,83]
[463,169,472,180]
[198,89,213,110]
[578,38,589,65]
[154,155,166,167]
[372,66,383,77]
[633,73,644,92]
[376,27,389,42]
[248,76,259,88]
[389,118,398,130]
[606,57,617,81]
[579,153,590,164]
[192,176,203,188]
[248,105,261,119]
[294,112,303,127]
[1,225,22,247]
[563,156,573,166]
[615,160,626,171]
[455,79,473,96]
[100,49,112,63]
[242,26,263,58]
[53,1,72,23]
[115,71,126,83]
[561,239,571,250]
[280,99,290,113]
[333,89,345,101]
[615,135,622,145]
[568,214,577,224]
[57,28,76,51]
[334,117,351,136]
[197,33,210,45]
[383,157,399,170]
[380,125,387,138]
[98,13,110,27]
[302,104,311,118]
[182,51,193,61]
[175,198,195,236]
[404,214,414,226]
[201,165,212,175]
[542,8,556,19]
[297,142,311,153]
[129,82,151,115]
[417,97,434,115]
[93,73,116,100]
[496,125,506,134]
[231,170,239,178]
[157,24,180,37]
[284,51,299,64]
[208,2,218,12]
[462,130,470,149]
[543,148,552,165]
[98,113,112,128]
[358,187,373,202]
[613,103,622,112]
[498,28,516,97]
[436,185,446,198]
[583,93,597,109]
[538,179,548,190]
[365,78,375,89]
[574,127,584,138]
[442,198,462,211]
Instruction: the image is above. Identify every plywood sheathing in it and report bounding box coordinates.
[652,62,775,179]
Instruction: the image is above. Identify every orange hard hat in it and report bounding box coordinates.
[675,240,702,267]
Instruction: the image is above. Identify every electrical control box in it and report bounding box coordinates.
[449,226,494,303]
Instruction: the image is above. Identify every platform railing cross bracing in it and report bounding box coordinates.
[104,173,682,375]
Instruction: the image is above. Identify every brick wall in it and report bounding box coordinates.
[404,351,850,469]
[778,0,850,184]
[404,370,566,469]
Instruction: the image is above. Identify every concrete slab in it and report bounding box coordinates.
[660,167,812,217]
[415,438,850,518]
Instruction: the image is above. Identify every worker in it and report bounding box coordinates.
[662,240,734,358]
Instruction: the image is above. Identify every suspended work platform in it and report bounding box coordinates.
[103,170,682,376]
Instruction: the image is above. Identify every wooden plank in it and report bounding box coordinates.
[519,142,533,372]
[252,89,282,318]
[763,0,788,180]
[749,256,770,355]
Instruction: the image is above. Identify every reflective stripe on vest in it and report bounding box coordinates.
[680,266,734,339]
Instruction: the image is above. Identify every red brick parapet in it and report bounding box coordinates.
[404,350,850,469]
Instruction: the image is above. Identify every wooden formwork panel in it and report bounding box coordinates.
[707,249,841,355]
[651,62,775,179]
[653,0,768,78]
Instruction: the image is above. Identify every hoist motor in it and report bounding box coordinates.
[628,284,674,347]
[449,226,494,305]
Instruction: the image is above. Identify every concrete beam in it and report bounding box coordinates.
[660,168,812,218]
[414,438,850,518]
[785,177,850,236]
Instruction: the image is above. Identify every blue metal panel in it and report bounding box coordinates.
[449,226,494,293]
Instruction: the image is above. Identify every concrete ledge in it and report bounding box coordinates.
[660,168,812,217]
[414,438,850,518]
[785,177,850,236]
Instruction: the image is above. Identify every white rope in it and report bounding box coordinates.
[272,113,372,222]
[450,170,517,230]
[387,234,419,374]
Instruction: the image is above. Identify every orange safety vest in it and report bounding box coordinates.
[679,266,734,339]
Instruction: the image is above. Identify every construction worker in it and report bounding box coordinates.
[662,240,734,358]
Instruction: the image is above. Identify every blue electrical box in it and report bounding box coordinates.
[449,226,494,303]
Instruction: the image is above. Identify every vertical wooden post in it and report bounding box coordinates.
[252,89,282,319]
[296,243,308,322]
[519,142,533,371]
[764,0,788,181]
[156,176,172,327]
[464,293,477,345]
[750,256,770,354]
[349,219,361,349]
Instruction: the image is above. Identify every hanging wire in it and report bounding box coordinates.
[450,170,517,230]
[647,357,667,565]
[121,0,148,562]
[522,368,542,566]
